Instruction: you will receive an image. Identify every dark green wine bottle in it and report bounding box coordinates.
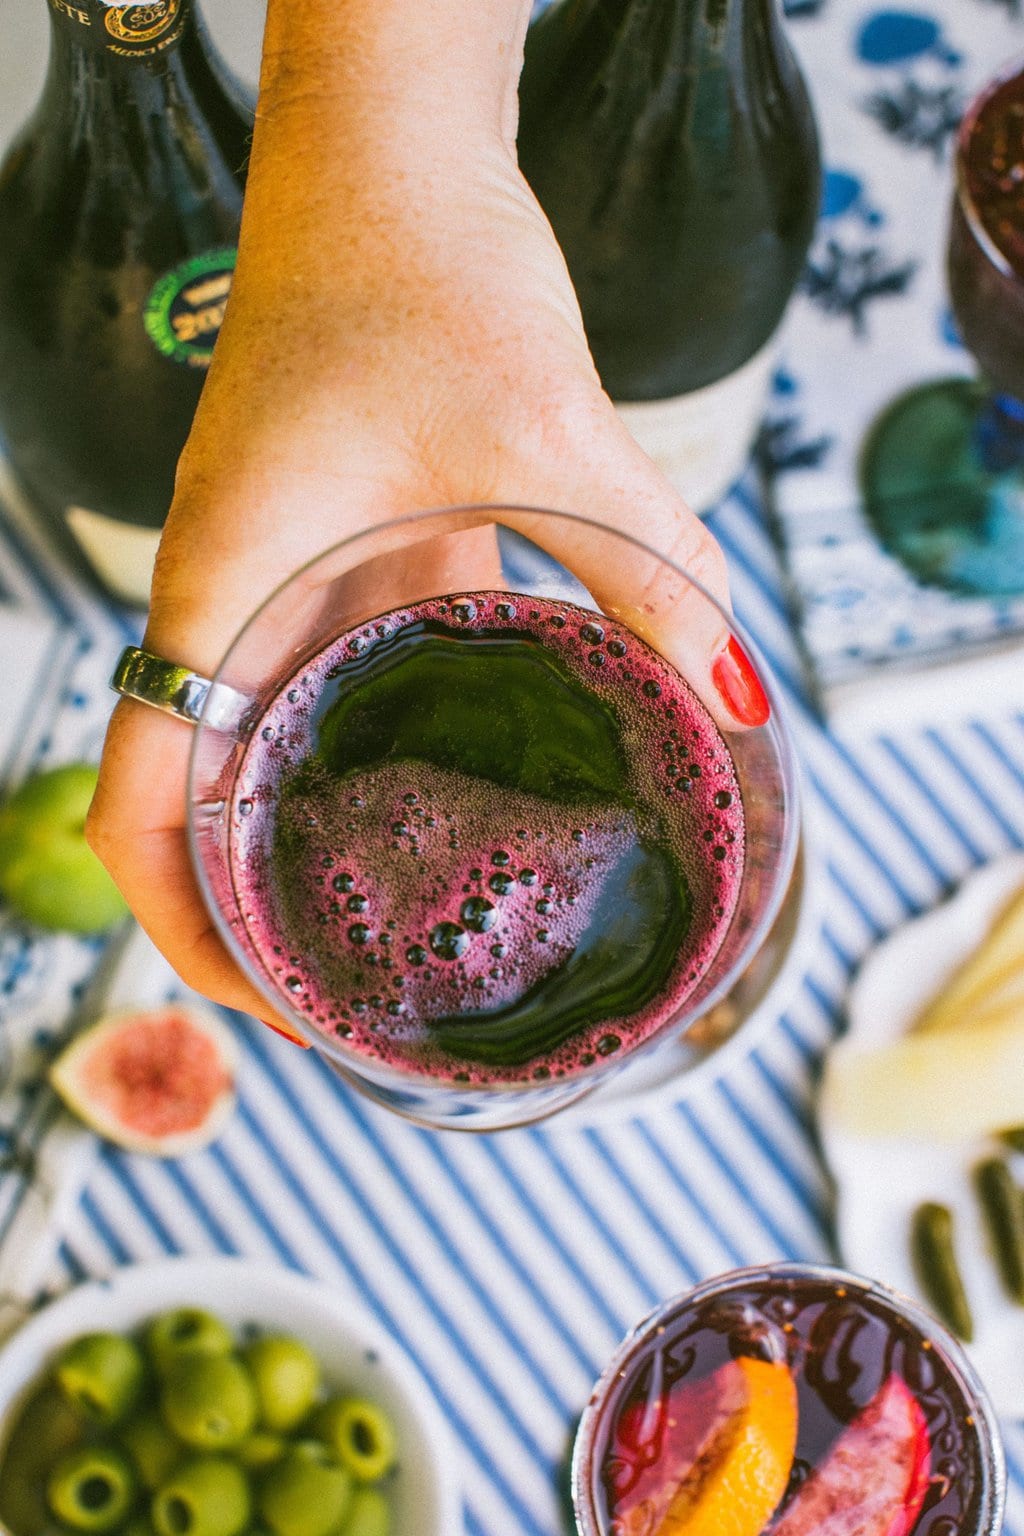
[0,0,253,606]
[517,0,820,511]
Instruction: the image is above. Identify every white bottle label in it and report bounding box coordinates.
[66,505,161,607]
[615,339,778,513]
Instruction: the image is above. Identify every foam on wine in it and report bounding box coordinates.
[229,593,745,1084]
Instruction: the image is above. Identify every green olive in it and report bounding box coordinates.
[160,1354,257,1450]
[340,1487,390,1536]
[123,1517,160,1536]
[55,1332,147,1424]
[145,1311,236,1376]
[307,1398,397,1483]
[151,1456,250,1536]
[0,1381,89,1535]
[242,1336,320,1433]
[237,1432,286,1470]
[119,1407,183,1489]
[256,1441,353,1536]
[47,1445,138,1532]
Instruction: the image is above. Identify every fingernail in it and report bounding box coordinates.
[259,1018,310,1048]
[711,636,770,727]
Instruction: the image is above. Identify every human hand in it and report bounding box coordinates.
[87,15,762,1030]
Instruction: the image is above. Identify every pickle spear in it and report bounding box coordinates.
[975,1156,1024,1303]
[910,1201,973,1341]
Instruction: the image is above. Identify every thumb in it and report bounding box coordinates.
[492,424,771,732]
[499,505,769,730]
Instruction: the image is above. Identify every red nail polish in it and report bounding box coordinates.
[711,636,770,727]
[259,1018,310,1047]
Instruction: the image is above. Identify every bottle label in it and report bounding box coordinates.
[143,248,237,369]
[615,340,779,514]
[66,505,161,606]
[47,0,187,58]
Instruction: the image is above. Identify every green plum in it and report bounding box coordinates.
[242,1335,319,1433]
[160,1353,258,1450]
[307,1398,396,1483]
[256,1441,353,1536]
[0,763,128,933]
[145,1310,236,1376]
[47,1444,137,1532]
[55,1331,147,1425]
[151,1455,250,1536]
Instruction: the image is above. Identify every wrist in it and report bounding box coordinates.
[258,0,532,157]
[236,2,535,305]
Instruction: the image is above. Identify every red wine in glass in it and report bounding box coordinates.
[228,593,746,1084]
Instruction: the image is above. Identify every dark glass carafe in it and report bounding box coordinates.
[518,0,820,510]
[0,0,253,605]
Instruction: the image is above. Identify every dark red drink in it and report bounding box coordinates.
[227,592,745,1087]
[948,59,1024,400]
[573,1265,1003,1536]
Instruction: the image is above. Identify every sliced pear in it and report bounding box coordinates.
[914,882,1024,1033]
[947,988,1024,1038]
[916,969,1024,1034]
[822,1006,1024,1142]
[914,964,1024,1038]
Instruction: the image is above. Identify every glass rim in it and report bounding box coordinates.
[570,1259,1007,1536]
[187,501,802,1087]
[953,53,1024,286]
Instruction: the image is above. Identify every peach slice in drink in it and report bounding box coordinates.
[772,1374,931,1536]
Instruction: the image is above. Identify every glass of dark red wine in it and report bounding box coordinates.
[187,506,800,1130]
[862,58,1024,596]
[572,1262,1005,1536]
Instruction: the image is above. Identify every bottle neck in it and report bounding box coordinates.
[44,0,191,61]
[582,0,789,107]
[24,0,252,234]
[37,0,234,136]
[522,0,803,193]
[518,0,820,398]
[34,0,251,168]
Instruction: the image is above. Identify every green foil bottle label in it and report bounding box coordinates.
[143,248,237,368]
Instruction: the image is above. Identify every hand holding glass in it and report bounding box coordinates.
[183,508,798,1130]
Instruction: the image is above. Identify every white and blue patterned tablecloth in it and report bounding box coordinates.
[2,3,1024,1535]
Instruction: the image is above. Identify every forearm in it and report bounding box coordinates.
[195,0,537,438]
[253,0,532,199]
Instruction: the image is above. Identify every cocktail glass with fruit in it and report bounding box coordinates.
[572,1262,1004,1536]
[184,506,800,1130]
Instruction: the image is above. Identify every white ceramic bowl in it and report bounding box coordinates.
[0,1257,463,1536]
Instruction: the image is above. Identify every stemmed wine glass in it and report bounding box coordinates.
[861,57,1024,598]
[948,58,1024,474]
